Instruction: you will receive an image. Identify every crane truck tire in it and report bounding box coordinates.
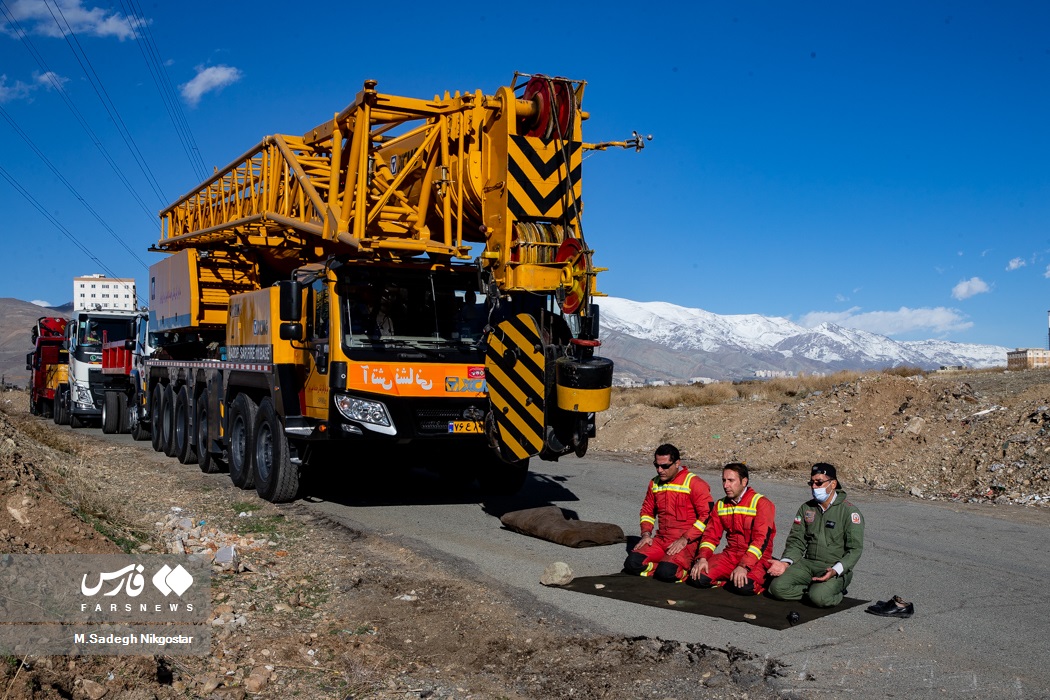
[161,385,179,458]
[150,384,164,452]
[102,391,121,434]
[195,388,223,474]
[228,394,258,490]
[174,385,198,465]
[253,397,300,503]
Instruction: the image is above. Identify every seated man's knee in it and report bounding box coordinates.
[724,579,757,596]
[686,574,715,589]
[807,587,843,609]
[767,577,802,601]
[653,561,680,583]
[623,552,647,575]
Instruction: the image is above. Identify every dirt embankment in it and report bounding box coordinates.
[0,391,776,699]
[597,369,1050,507]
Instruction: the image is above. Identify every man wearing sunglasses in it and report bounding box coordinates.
[623,444,712,583]
[767,463,865,608]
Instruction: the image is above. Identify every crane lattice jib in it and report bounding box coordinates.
[157,75,596,296]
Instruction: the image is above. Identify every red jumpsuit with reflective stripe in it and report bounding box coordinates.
[698,487,777,593]
[635,469,712,581]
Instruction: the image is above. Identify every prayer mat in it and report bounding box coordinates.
[559,573,868,630]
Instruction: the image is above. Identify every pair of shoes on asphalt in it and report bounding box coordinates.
[866,595,914,618]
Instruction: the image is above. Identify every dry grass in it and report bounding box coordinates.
[611,369,924,409]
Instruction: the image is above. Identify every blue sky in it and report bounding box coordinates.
[1,1,1048,348]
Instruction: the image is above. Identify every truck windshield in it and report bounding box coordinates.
[79,318,134,349]
[340,269,486,353]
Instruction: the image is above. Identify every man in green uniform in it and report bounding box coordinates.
[767,463,864,608]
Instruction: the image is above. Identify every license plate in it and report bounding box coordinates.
[448,420,482,434]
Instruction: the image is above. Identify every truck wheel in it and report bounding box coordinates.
[131,410,151,441]
[174,386,198,465]
[195,389,224,474]
[52,397,61,424]
[477,451,530,497]
[54,391,69,426]
[150,385,164,451]
[117,393,130,434]
[228,394,257,489]
[253,398,299,503]
[162,385,178,458]
[102,392,121,434]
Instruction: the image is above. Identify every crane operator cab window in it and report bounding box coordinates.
[347,284,400,340]
[341,268,487,359]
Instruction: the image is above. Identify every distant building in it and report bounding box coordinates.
[73,274,136,312]
[1006,348,1050,370]
[754,369,795,379]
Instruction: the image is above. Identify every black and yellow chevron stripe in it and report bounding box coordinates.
[485,313,546,460]
[508,135,582,221]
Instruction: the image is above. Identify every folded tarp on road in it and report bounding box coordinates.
[559,573,868,630]
[499,506,626,548]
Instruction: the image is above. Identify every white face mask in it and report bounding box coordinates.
[812,486,832,503]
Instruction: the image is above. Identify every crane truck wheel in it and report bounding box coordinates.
[195,389,224,474]
[102,392,121,434]
[174,386,198,466]
[228,394,258,490]
[252,398,300,503]
[129,397,150,441]
[150,385,164,452]
[161,385,179,458]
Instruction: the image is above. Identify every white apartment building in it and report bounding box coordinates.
[73,274,137,312]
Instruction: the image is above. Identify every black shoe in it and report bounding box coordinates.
[866,595,914,618]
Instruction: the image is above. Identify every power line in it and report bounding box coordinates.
[0,163,121,280]
[43,0,168,205]
[0,164,147,308]
[0,0,158,224]
[119,0,208,182]
[0,103,152,272]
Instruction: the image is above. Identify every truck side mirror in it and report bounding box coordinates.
[124,339,136,351]
[25,353,33,371]
[279,280,303,322]
[279,322,304,341]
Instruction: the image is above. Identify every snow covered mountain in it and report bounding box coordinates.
[596,297,1009,383]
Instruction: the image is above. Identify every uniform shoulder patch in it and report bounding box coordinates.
[793,515,802,524]
[851,512,862,524]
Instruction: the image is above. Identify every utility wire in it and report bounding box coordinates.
[0,104,152,271]
[0,0,158,223]
[1,163,122,282]
[119,0,207,182]
[43,0,168,205]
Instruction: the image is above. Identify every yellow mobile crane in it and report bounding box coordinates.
[141,73,642,502]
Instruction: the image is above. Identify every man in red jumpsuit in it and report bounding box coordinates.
[689,462,776,595]
[623,444,712,583]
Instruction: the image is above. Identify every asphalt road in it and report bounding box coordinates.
[300,452,1050,700]
[77,422,1050,699]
